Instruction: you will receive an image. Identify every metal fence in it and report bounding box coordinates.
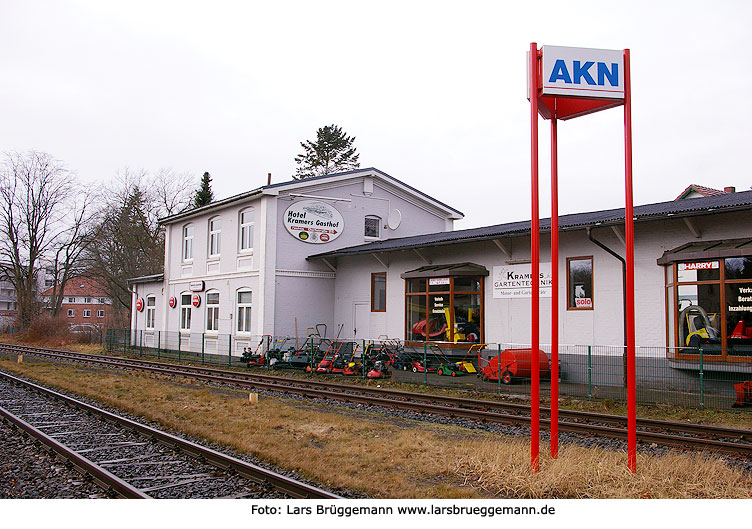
[104,329,752,411]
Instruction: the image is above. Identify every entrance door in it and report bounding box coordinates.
[353,302,369,341]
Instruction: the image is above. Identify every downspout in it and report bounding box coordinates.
[586,227,628,387]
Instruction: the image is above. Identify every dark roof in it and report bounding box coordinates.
[126,273,165,285]
[309,189,752,260]
[159,167,463,225]
[657,238,752,265]
[401,263,489,279]
[40,277,107,297]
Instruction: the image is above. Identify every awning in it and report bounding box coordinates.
[656,238,752,265]
[400,262,489,279]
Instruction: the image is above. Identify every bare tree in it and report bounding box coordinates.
[0,151,90,328]
[87,168,194,325]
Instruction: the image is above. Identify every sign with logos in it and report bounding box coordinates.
[191,294,201,308]
[189,281,205,292]
[168,296,177,309]
[541,46,624,100]
[135,298,144,312]
[493,263,552,299]
[283,200,344,244]
[429,278,450,286]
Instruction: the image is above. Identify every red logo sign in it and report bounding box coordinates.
[679,261,719,271]
[169,296,177,308]
[191,294,201,308]
[135,298,144,312]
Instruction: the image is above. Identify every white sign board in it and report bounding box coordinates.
[493,263,552,299]
[541,46,624,99]
[283,200,344,244]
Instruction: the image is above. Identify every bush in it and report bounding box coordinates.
[25,316,76,345]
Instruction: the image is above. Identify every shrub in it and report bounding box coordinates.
[25,316,76,345]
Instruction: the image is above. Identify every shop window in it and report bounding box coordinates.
[206,291,220,332]
[180,293,192,331]
[146,296,156,329]
[567,257,593,310]
[371,273,386,312]
[237,289,252,333]
[364,216,381,238]
[239,208,254,252]
[183,225,194,261]
[404,276,483,343]
[208,217,221,257]
[724,257,752,357]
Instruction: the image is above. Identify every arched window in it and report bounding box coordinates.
[146,295,156,329]
[364,215,381,239]
[236,289,252,333]
[239,208,254,252]
[206,291,220,332]
[182,224,194,261]
[180,292,192,331]
[208,217,221,257]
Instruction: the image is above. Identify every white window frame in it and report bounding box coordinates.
[180,293,192,332]
[68,297,75,303]
[208,217,221,257]
[236,289,252,334]
[183,224,194,262]
[84,297,91,304]
[67,309,75,317]
[146,295,156,330]
[239,208,254,253]
[97,310,105,318]
[83,309,91,318]
[364,215,381,239]
[206,291,220,332]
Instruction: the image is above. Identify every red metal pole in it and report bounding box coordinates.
[623,49,637,473]
[529,42,540,473]
[550,116,559,459]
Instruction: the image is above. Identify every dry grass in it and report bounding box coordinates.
[1,356,750,499]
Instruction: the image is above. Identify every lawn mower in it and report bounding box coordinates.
[410,359,436,373]
[240,334,272,367]
[366,359,391,379]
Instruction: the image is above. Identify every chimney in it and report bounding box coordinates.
[724,186,735,193]
[267,173,272,186]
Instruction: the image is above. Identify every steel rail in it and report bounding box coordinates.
[3,343,752,456]
[0,370,339,499]
[0,403,150,499]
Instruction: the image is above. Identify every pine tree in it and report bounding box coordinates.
[294,124,360,179]
[193,171,214,208]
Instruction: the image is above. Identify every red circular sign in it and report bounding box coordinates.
[191,294,201,308]
[168,296,177,308]
[320,233,330,242]
[135,298,144,312]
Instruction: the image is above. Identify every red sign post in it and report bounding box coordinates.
[529,43,637,472]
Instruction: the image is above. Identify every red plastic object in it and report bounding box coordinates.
[733,381,752,408]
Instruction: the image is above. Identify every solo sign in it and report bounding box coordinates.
[541,46,624,99]
[283,200,344,244]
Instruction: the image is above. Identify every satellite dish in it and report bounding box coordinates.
[387,209,402,230]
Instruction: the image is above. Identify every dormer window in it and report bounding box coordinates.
[365,216,381,239]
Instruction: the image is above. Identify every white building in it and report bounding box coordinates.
[130,171,752,371]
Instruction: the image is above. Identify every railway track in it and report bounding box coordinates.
[2,342,752,458]
[0,369,339,499]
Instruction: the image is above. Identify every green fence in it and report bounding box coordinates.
[104,329,752,411]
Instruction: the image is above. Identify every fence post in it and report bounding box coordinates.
[201,333,205,365]
[587,345,592,401]
[498,344,502,395]
[699,347,704,410]
[157,331,161,360]
[139,330,143,357]
[178,332,181,360]
[362,341,367,381]
[123,328,127,354]
[424,342,428,386]
[311,337,315,375]
[228,334,232,367]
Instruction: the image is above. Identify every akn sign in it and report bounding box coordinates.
[541,46,624,100]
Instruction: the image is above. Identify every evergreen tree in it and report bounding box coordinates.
[294,124,360,179]
[193,171,214,207]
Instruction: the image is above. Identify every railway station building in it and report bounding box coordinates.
[129,169,752,372]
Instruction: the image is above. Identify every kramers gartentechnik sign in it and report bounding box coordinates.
[493,263,552,299]
[283,200,344,244]
[541,46,624,99]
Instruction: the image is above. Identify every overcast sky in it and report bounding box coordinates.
[2,1,750,229]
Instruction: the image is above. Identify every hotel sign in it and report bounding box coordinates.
[283,200,344,244]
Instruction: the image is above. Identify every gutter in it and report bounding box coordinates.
[586,227,627,387]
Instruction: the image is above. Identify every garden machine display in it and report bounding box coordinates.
[314,340,353,374]
[478,348,550,384]
[241,335,272,367]
[430,343,476,377]
[366,359,391,379]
